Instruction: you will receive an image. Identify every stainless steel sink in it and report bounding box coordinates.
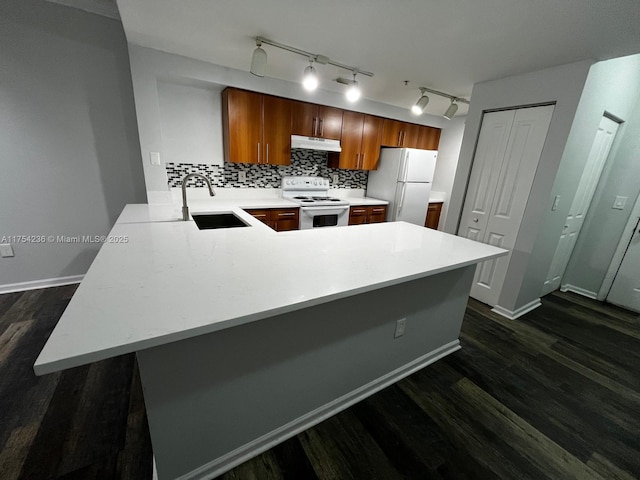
[192,213,249,230]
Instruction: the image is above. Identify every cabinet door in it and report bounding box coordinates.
[271,208,299,231]
[336,110,364,170]
[291,101,318,137]
[317,106,343,140]
[402,123,422,149]
[244,209,272,227]
[262,96,292,166]
[381,119,403,147]
[348,206,369,225]
[360,115,383,170]
[425,202,442,229]
[222,89,262,163]
[416,126,441,150]
[368,205,387,223]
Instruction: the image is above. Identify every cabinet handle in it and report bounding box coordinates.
[361,153,365,168]
[319,118,324,136]
[352,209,366,214]
[277,212,296,217]
[372,208,384,212]
[266,143,269,164]
[312,117,317,136]
[398,131,402,147]
[257,142,260,163]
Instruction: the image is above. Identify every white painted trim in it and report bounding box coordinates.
[491,298,541,320]
[598,193,640,301]
[0,275,83,295]
[560,284,598,299]
[176,340,461,480]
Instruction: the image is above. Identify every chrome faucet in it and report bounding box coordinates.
[181,173,215,221]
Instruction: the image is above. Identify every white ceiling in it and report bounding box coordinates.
[113,0,640,117]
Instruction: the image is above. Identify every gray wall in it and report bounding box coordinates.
[127,44,464,207]
[562,57,640,296]
[0,0,146,290]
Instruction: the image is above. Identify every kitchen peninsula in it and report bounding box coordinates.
[34,200,507,480]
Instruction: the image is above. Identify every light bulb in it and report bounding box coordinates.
[411,94,429,115]
[303,65,318,91]
[346,84,360,102]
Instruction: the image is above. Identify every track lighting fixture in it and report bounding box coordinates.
[302,60,318,91]
[250,40,267,77]
[411,89,429,115]
[407,85,469,118]
[443,100,459,120]
[249,36,373,97]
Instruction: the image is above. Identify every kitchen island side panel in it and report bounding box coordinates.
[137,266,475,480]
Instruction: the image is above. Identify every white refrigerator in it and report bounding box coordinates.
[366,148,437,225]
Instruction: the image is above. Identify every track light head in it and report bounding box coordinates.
[443,100,459,120]
[302,61,318,91]
[250,40,267,77]
[411,90,429,115]
[344,73,361,102]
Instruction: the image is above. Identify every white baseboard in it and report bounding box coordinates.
[178,340,462,480]
[491,298,542,320]
[0,275,83,295]
[560,284,598,299]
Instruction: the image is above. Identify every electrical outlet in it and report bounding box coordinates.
[394,318,406,338]
[238,171,247,182]
[332,174,339,184]
[0,244,15,258]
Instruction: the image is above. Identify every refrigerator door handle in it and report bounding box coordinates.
[401,151,410,181]
[398,184,406,216]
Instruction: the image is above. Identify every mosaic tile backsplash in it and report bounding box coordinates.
[166,150,368,188]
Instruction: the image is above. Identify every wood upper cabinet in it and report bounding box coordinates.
[222,88,292,165]
[291,102,343,140]
[416,126,441,150]
[382,119,441,150]
[329,111,383,170]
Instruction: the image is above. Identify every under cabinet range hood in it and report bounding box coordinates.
[291,135,341,152]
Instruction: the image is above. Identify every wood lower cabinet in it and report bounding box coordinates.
[381,119,441,150]
[328,112,383,170]
[291,102,343,140]
[244,208,299,231]
[425,202,443,229]
[222,88,291,165]
[348,205,387,225]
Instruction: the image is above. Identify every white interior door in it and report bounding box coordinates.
[542,116,620,296]
[460,105,554,306]
[606,217,640,312]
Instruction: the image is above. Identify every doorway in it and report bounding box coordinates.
[459,105,554,306]
[542,115,621,296]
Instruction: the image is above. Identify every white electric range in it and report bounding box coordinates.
[281,176,350,229]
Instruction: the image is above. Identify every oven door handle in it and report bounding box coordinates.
[300,206,349,213]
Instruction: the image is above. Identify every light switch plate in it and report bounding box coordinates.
[552,195,560,211]
[0,244,15,258]
[613,196,627,210]
[394,318,406,338]
[149,151,161,166]
[332,174,339,184]
[238,171,246,182]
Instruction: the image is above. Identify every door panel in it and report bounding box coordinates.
[318,106,343,140]
[460,105,554,307]
[222,89,262,163]
[459,110,515,248]
[262,96,292,165]
[360,115,383,170]
[543,116,619,295]
[291,101,318,137]
[338,111,364,169]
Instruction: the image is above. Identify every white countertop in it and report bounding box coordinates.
[34,201,506,375]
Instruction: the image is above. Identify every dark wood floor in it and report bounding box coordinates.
[1,286,638,479]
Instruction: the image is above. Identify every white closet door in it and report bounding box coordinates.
[607,217,640,313]
[542,116,619,295]
[459,110,515,242]
[460,105,555,306]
